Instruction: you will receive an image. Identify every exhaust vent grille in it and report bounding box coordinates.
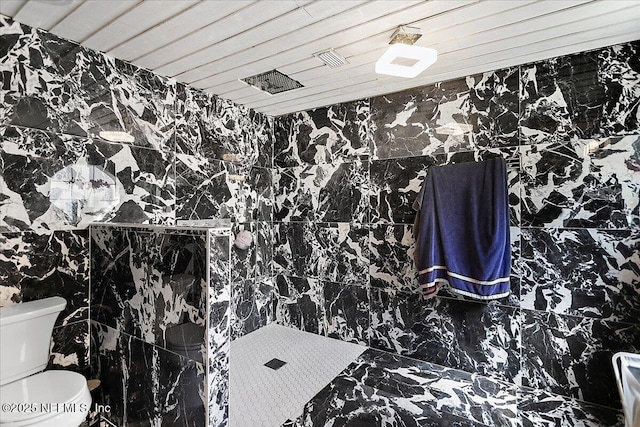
[241,69,303,95]
[313,48,348,68]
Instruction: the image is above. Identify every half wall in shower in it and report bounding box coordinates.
[89,223,231,427]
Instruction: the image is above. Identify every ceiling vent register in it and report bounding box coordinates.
[241,69,303,95]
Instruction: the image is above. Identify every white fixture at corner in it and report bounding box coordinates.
[376,25,437,78]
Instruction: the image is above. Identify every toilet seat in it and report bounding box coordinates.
[0,371,91,426]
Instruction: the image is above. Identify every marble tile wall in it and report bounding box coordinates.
[90,224,231,426]
[0,14,270,427]
[272,40,640,423]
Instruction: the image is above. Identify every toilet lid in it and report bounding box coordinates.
[0,371,89,424]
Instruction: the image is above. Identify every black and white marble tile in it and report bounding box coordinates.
[518,387,624,427]
[273,160,368,223]
[599,41,640,136]
[230,277,275,341]
[90,226,208,351]
[369,289,521,384]
[175,155,233,222]
[315,222,369,285]
[289,348,518,427]
[207,233,231,427]
[370,68,519,160]
[273,222,320,279]
[521,228,640,324]
[1,126,175,231]
[48,320,90,376]
[274,274,324,335]
[254,221,273,279]
[323,282,369,345]
[519,41,639,144]
[468,67,520,148]
[521,136,640,228]
[0,16,175,152]
[521,309,640,408]
[247,167,272,222]
[274,100,371,167]
[92,322,206,427]
[369,224,417,293]
[0,230,89,325]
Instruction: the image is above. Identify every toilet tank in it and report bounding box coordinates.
[0,297,66,386]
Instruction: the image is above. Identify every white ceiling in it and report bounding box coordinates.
[1,0,639,117]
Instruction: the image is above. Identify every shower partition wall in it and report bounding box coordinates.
[89,223,231,427]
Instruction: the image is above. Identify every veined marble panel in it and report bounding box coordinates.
[520,41,639,144]
[599,41,640,135]
[273,161,368,223]
[370,68,518,160]
[0,230,89,325]
[175,155,233,222]
[92,322,206,427]
[90,226,208,352]
[521,136,640,228]
[274,274,324,335]
[518,388,624,427]
[323,282,369,345]
[369,224,417,293]
[1,126,175,231]
[0,16,175,152]
[273,222,320,279]
[522,309,640,408]
[273,99,371,167]
[315,222,369,285]
[49,320,90,376]
[521,228,640,323]
[369,290,521,384]
[289,348,518,427]
[230,277,275,341]
[207,232,231,427]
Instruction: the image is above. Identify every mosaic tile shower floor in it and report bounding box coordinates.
[230,324,624,427]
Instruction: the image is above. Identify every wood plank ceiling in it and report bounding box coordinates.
[1,0,639,116]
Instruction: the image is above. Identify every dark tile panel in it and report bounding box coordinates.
[521,228,640,324]
[48,320,90,376]
[274,274,324,335]
[0,230,89,326]
[90,227,208,354]
[1,126,175,231]
[0,16,175,151]
[289,348,518,427]
[369,289,521,384]
[521,136,640,228]
[519,41,639,144]
[370,68,519,160]
[521,309,640,408]
[273,161,368,223]
[323,282,369,345]
[92,322,205,427]
[273,99,371,167]
[518,387,624,427]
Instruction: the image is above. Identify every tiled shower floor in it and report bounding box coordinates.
[229,323,366,426]
[230,324,624,427]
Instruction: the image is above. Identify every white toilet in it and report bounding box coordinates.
[0,297,91,427]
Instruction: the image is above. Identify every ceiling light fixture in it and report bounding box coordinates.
[375,25,437,78]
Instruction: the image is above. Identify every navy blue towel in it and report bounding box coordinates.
[412,158,510,300]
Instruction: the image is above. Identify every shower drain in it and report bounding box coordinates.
[264,358,287,370]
